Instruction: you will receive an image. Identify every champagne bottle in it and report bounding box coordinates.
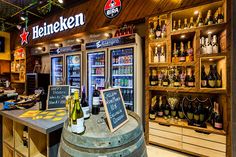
[208,65,216,88]
[187,101,194,121]
[217,7,224,24]
[163,96,170,117]
[172,20,177,31]
[160,45,166,63]
[149,22,155,40]
[215,66,222,88]
[177,20,181,30]
[155,19,162,39]
[201,37,207,54]
[153,46,159,63]
[161,20,167,38]
[214,9,219,24]
[184,18,188,29]
[207,10,213,25]
[201,65,208,88]
[150,69,158,86]
[187,41,194,62]
[92,84,100,115]
[193,104,200,124]
[71,90,85,134]
[178,100,185,119]
[179,42,186,62]
[81,86,90,119]
[206,34,213,54]
[188,68,195,87]
[172,43,178,63]
[157,96,164,117]
[197,11,204,27]
[213,102,223,130]
[199,103,205,124]
[189,17,194,28]
[149,96,157,120]
[174,68,181,87]
[212,35,219,54]
[162,71,169,87]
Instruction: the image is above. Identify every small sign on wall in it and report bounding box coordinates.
[101,88,129,132]
[104,0,122,19]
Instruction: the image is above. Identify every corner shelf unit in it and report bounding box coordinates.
[145,0,230,157]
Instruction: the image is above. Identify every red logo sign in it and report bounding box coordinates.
[104,0,122,19]
[20,28,30,45]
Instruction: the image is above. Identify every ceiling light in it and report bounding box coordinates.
[207,31,212,35]
[209,58,214,61]
[157,44,161,47]
[181,35,186,39]
[58,0,63,4]
[55,43,60,47]
[194,10,199,15]
[37,47,43,50]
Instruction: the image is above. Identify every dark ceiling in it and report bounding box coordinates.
[0,0,87,32]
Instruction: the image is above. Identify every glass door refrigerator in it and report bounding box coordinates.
[65,53,82,94]
[86,50,107,108]
[108,37,143,118]
[51,55,64,85]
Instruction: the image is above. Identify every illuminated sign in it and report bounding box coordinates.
[32,13,85,39]
[104,0,122,19]
[20,28,30,45]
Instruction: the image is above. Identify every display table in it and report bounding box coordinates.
[0,104,67,157]
[59,111,147,157]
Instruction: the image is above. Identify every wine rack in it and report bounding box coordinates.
[145,0,229,156]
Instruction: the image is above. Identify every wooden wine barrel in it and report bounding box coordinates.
[59,111,147,157]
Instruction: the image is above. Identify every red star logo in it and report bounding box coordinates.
[20,28,29,45]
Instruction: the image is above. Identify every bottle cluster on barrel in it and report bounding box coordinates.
[172,7,224,31]
[150,66,195,88]
[149,95,223,130]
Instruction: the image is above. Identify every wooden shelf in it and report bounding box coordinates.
[149,62,195,67]
[150,117,226,135]
[200,53,227,58]
[199,88,227,93]
[148,38,167,44]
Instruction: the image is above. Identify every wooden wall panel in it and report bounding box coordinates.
[9,0,221,46]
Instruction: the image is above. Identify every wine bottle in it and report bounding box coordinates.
[157,96,164,117]
[201,37,207,54]
[149,22,155,40]
[179,42,186,62]
[153,46,159,63]
[201,65,208,88]
[214,9,219,24]
[160,45,166,63]
[189,17,194,28]
[71,90,85,134]
[172,43,178,63]
[217,7,224,24]
[81,86,90,119]
[155,19,162,39]
[92,84,100,115]
[158,70,163,86]
[206,34,213,54]
[163,96,170,117]
[208,10,214,25]
[172,20,177,31]
[149,96,157,120]
[180,68,186,87]
[150,69,158,86]
[199,103,205,124]
[208,65,216,88]
[178,99,185,119]
[213,102,223,130]
[215,65,222,88]
[193,104,200,125]
[161,20,167,38]
[184,18,188,29]
[187,41,194,62]
[187,68,195,87]
[162,71,169,87]
[212,35,219,54]
[23,126,28,147]
[177,19,181,30]
[187,101,194,121]
[197,11,204,27]
[174,68,181,87]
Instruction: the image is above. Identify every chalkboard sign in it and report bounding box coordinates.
[47,85,70,110]
[101,88,129,132]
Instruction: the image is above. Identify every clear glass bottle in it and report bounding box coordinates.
[153,46,159,63]
[160,45,166,63]
[206,34,213,54]
[212,35,219,54]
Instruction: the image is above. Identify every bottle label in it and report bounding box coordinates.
[82,106,90,119]
[201,80,207,87]
[179,57,186,62]
[216,80,222,88]
[163,82,168,86]
[160,56,165,63]
[151,81,156,86]
[93,97,100,106]
[188,82,194,87]
[71,118,85,133]
[213,46,219,54]
[157,111,163,117]
[187,113,193,120]
[171,111,177,117]
[178,111,184,119]
[156,31,161,38]
[174,82,180,87]
[200,114,205,122]
[208,80,216,87]
[214,122,223,129]
[149,114,156,119]
[206,46,213,54]
[164,110,169,116]
[194,114,200,121]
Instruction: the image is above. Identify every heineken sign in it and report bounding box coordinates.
[32,13,85,39]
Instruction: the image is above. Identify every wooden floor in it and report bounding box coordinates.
[147,145,192,157]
